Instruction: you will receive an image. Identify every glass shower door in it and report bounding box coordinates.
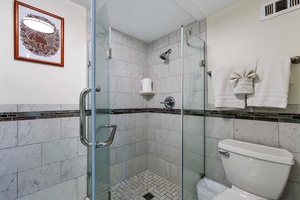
[86,1,114,200]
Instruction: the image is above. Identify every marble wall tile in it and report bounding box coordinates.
[0,173,17,200]
[169,58,181,77]
[279,122,300,153]
[289,153,300,184]
[169,29,181,44]
[161,114,180,131]
[135,113,147,127]
[205,117,234,139]
[16,179,77,200]
[281,181,300,200]
[235,119,279,147]
[111,130,127,148]
[17,104,61,112]
[147,113,162,128]
[205,137,219,159]
[163,146,180,165]
[135,51,147,66]
[127,155,147,177]
[42,138,78,165]
[147,50,161,67]
[18,163,60,197]
[154,64,170,79]
[60,104,79,110]
[78,138,87,156]
[126,94,143,108]
[0,144,41,177]
[205,157,230,187]
[152,35,169,51]
[183,151,204,175]
[127,63,143,79]
[61,117,79,139]
[110,162,127,185]
[136,141,148,156]
[0,121,17,149]
[115,145,129,163]
[110,93,127,109]
[61,156,87,182]
[170,163,180,185]
[0,104,17,113]
[170,130,181,148]
[148,154,171,180]
[127,127,144,144]
[18,119,61,146]
[183,133,204,155]
[77,175,87,200]
[182,168,200,196]
[109,59,127,77]
[183,115,204,135]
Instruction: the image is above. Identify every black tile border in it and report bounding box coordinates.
[0,108,300,124]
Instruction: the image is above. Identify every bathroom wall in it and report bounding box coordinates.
[108,29,148,185]
[0,0,87,199]
[0,0,86,104]
[203,1,300,199]
[203,115,300,199]
[0,104,86,200]
[206,0,300,105]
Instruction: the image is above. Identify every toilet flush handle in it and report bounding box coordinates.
[218,150,230,158]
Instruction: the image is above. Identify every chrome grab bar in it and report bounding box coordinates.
[96,124,117,148]
[218,150,230,158]
[79,88,117,148]
[79,87,92,147]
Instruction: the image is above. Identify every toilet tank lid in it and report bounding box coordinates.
[218,139,295,165]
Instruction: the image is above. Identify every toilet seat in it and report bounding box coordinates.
[213,188,261,200]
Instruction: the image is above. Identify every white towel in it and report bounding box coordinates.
[247,56,291,108]
[229,68,256,94]
[212,67,245,109]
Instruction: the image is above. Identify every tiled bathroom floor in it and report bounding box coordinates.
[111,170,181,200]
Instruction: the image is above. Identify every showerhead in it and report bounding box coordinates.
[160,49,172,61]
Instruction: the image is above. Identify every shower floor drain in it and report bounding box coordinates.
[143,192,154,200]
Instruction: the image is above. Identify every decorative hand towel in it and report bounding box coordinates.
[229,68,256,94]
[247,56,291,108]
[212,66,246,109]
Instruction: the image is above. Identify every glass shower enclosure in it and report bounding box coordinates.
[84,1,206,199]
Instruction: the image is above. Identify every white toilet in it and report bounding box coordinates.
[215,139,295,200]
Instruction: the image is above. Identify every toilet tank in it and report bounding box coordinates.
[218,139,294,200]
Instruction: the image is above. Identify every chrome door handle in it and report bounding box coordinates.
[96,124,117,148]
[79,87,92,147]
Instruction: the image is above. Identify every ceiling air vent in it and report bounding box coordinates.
[261,0,300,21]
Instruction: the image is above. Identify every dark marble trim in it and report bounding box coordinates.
[0,108,300,123]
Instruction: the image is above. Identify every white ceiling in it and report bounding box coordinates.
[70,0,241,42]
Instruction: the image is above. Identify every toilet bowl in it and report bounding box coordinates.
[215,139,295,200]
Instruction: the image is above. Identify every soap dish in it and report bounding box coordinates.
[140,91,155,96]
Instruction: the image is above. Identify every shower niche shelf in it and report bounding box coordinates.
[140,91,155,96]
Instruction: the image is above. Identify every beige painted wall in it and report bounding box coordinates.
[0,0,86,104]
[207,0,300,105]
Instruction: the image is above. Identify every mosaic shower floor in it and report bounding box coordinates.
[111,170,181,200]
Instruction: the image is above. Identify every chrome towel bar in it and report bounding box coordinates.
[207,56,300,77]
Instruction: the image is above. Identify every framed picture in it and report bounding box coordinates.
[14,1,64,66]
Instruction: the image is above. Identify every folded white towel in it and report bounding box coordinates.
[212,61,258,109]
[247,56,291,108]
[212,67,245,109]
[229,68,256,94]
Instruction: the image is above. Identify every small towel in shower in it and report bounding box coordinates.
[247,56,291,108]
[229,68,256,95]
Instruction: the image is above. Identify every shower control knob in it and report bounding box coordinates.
[160,96,175,109]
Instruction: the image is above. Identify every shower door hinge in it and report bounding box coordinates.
[201,60,205,67]
[107,47,112,59]
[87,60,91,67]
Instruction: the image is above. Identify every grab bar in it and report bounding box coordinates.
[79,88,117,148]
[79,87,92,147]
[96,124,117,148]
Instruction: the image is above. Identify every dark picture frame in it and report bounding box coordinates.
[14,1,64,66]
